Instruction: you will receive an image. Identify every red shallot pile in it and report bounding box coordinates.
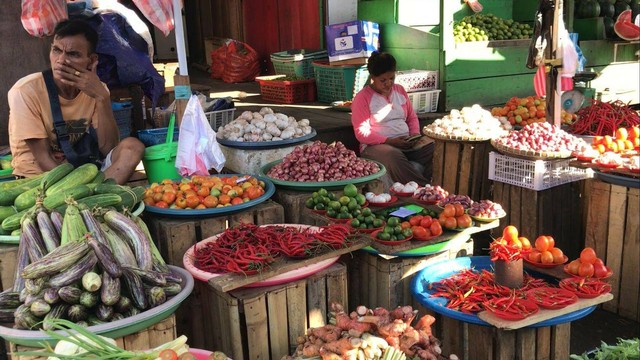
[285,303,458,360]
[493,122,588,153]
[267,141,380,182]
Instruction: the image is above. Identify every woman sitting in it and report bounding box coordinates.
[351,51,434,184]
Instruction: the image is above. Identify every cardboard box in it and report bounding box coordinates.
[325,20,379,63]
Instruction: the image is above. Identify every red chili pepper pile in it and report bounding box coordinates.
[428,269,548,314]
[483,293,539,320]
[558,277,611,298]
[489,240,523,262]
[571,99,640,136]
[526,287,578,309]
[192,223,354,275]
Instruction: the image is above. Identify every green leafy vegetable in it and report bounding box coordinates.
[570,338,639,360]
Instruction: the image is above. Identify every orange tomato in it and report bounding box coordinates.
[161,192,176,205]
[195,204,207,209]
[244,186,261,200]
[528,250,542,263]
[630,126,639,139]
[546,235,555,249]
[443,204,456,218]
[203,195,218,208]
[218,194,231,205]
[540,251,554,264]
[580,247,597,264]
[456,214,472,228]
[143,197,155,206]
[231,197,244,205]
[196,186,210,197]
[453,204,465,217]
[567,259,581,275]
[578,262,595,277]
[535,236,551,252]
[615,127,628,140]
[593,263,609,278]
[401,221,412,229]
[444,217,457,230]
[502,225,519,243]
[550,248,564,264]
[185,195,200,209]
[155,201,169,209]
[152,192,164,202]
[519,236,531,250]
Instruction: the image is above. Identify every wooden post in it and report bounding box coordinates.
[173,74,191,127]
[547,0,563,127]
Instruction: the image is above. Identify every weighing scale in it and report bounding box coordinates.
[562,71,599,113]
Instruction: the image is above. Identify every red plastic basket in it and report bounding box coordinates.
[256,76,316,104]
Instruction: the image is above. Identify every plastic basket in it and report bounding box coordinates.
[407,90,441,113]
[256,76,316,104]
[488,151,594,191]
[271,49,327,78]
[312,61,368,103]
[137,128,180,147]
[112,102,132,139]
[204,108,236,131]
[395,70,439,92]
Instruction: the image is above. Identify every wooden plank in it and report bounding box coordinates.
[442,142,461,192]
[584,180,611,255]
[243,293,269,360]
[516,327,537,360]
[619,187,640,321]
[253,200,285,225]
[0,245,18,291]
[368,254,379,308]
[491,181,507,236]
[306,272,327,328]
[208,236,370,292]
[376,257,392,309]
[122,326,151,351]
[509,185,523,232]
[286,282,308,351]
[203,282,222,351]
[360,252,371,308]
[267,287,290,360]
[432,140,446,187]
[467,323,492,360]
[495,328,516,360]
[326,263,348,309]
[478,293,613,330]
[457,143,473,196]
[199,217,227,240]
[147,315,177,348]
[550,323,571,360]
[226,291,244,360]
[165,221,196,267]
[536,326,552,360]
[440,316,464,358]
[602,185,626,313]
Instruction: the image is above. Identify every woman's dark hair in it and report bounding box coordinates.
[53,19,98,54]
[367,51,396,76]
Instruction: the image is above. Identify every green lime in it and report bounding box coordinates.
[387,217,400,227]
[344,184,358,198]
[329,201,341,211]
[373,219,383,228]
[337,212,348,219]
[312,191,318,198]
[378,232,391,240]
[402,228,413,238]
[340,206,350,214]
[318,188,328,197]
[393,226,403,235]
[355,194,366,206]
[313,197,323,205]
[304,198,315,209]
[339,196,351,206]
[352,209,362,217]
[359,223,367,229]
[362,208,372,216]
[347,199,359,211]
[314,203,325,211]
[384,225,395,234]
[321,196,330,205]
[327,209,337,218]
[357,214,365,222]
[364,215,375,225]
[390,234,398,241]
[350,219,360,227]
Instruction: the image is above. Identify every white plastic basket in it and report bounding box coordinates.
[408,90,440,113]
[205,108,236,131]
[488,151,594,191]
[395,69,438,92]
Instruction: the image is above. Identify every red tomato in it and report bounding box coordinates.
[409,215,423,227]
[154,201,169,209]
[443,204,456,218]
[454,204,465,217]
[593,258,605,267]
[159,349,178,360]
[413,226,429,239]
[580,247,597,264]
[578,262,595,277]
[429,221,443,237]
[456,214,472,228]
[444,217,457,230]
[420,216,433,228]
[593,263,609,278]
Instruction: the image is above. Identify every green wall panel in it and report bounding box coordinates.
[451,0,514,21]
[385,48,441,70]
[444,73,535,110]
[445,45,535,81]
[358,0,397,23]
[579,40,640,66]
[380,23,440,49]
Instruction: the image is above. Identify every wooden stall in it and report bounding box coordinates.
[192,263,348,360]
[584,179,640,322]
[9,315,177,360]
[0,245,18,292]
[431,139,493,201]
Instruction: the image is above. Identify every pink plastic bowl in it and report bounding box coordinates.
[189,348,212,360]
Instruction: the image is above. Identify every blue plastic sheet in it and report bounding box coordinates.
[569,33,587,72]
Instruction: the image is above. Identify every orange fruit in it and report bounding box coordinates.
[519,236,531,250]
[529,250,542,263]
[540,251,554,264]
[203,195,218,208]
[454,204,465,217]
[231,197,244,205]
[185,196,200,209]
[218,194,231,205]
[615,127,628,140]
[535,236,551,252]
[578,262,595,277]
[567,259,581,275]
[580,247,597,264]
[550,248,564,263]
[443,204,456,218]
[502,225,519,243]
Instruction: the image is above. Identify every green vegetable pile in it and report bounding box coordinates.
[570,338,639,360]
[453,14,533,43]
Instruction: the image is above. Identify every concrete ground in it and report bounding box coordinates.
[181,67,640,356]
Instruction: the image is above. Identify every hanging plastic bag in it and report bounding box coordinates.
[132,0,174,36]
[21,0,68,37]
[176,95,226,176]
[222,41,261,83]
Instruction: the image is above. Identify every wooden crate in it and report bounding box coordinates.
[347,237,474,310]
[9,314,177,360]
[0,245,18,291]
[431,139,492,201]
[144,200,284,266]
[439,318,570,360]
[193,262,348,360]
[584,179,640,321]
[491,180,588,261]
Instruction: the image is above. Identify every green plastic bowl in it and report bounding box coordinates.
[0,265,193,347]
[259,159,386,191]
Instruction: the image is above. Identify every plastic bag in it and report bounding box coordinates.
[210,42,228,79]
[222,41,261,83]
[21,0,68,37]
[176,95,226,176]
[132,0,174,36]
